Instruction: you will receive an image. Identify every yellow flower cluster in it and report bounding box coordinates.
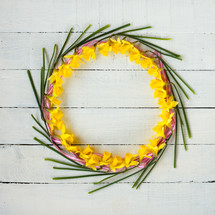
[47,38,178,171]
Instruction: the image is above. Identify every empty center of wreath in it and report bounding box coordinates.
[58,53,160,156]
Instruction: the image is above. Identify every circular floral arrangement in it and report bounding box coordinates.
[27,24,194,193]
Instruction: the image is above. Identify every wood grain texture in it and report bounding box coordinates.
[0,108,215,145]
[0,0,215,214]
[0,33,214,70]
[0,145,215,183]
[1,183,215,215]
[0,70,214,107]
[0,0,214,33]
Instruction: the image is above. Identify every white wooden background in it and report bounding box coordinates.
[0,0,215,214]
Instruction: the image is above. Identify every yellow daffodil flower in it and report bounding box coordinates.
[47,96,61,107]
[48,71,63,86]
[53,85,64,97]
[150,79,165,89]
[48,70,58,84]
[118,40,133,54]
[58,64,73,78]
[48,123,54,134]
[49,109,64,124]
[79,145,94,160]
[110,155,125,172]
[154,88,168,99]
[148,64,162,79]
[128,47,141,64]
[148,138,160,146]
[100,151,113,166]
[85,154,101,170]
[55,75,64,86]
[147,138,165,157]
[67,145,81,154]
[153,123,165,138]
[97,41,112,56]
[61,139,70,148]
[159,111,174,128]
[109,38,122,54]
[158,95,178,111]
[54,120,66,134]
[81,46,96,61]
[60,133,74,144]
[124,153,139,168]
[139,56,154,69]
[64,54,84,68]
[138,145,151,161]
[48,64,72,86]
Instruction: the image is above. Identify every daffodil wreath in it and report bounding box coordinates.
[27,24,195,193]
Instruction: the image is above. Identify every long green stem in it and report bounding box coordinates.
[27,68,49,136]
[160,67,188,163]
[82,23,130,45]
[180,119,187,151]
[171,83,191,138]
[88,168,143,194]
[27,70,41,110]
[62,23,132,57]
[45,158,89,169]
[65,24,92,53]
[166,65,189,99]
[171,88,187,151]
[41,48,45,104]
[40,67,44,104]
[53,173,114,180]
[27,70,48,127]
[44,44,56,89]
[164,61,195,94]
[122,34,180,57]
[119,26,152,34]
[62,24,111,56]
[152,53,189,99]
[42,48,45,68]
[136,144,168,189]
[31,114,49,135]
[46,158,118,174]
[174,113,178,168]
[78,24,111,43]
[175,106,184,126]
[34,137,83,166]
[93,166,137,185]
[137,37,180,57]
[32,126,51,142]
[131,37,182,60]
[54,27,73,66]
[122,34,171,40]
[53,166,100,172]
[153,52,194,96]
[93,174,119,184]
[172,91,187,151]
[132,159,155,188]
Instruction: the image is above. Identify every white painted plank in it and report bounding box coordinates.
[0,108,214,145]
[0,69,213,107]
[0,33,214,70]
[0,0,215,33]
[0,145,214,183]
[0,183,214,215]
[0,0,214,214]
